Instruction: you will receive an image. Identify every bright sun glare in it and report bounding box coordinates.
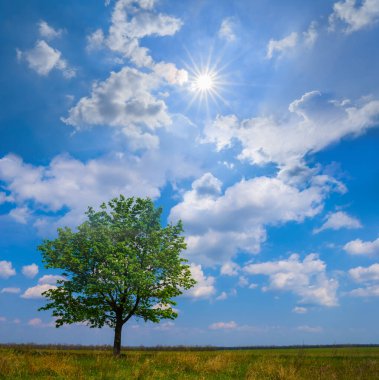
[184,53,229,111]
[194,73,214,91]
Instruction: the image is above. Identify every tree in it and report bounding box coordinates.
[38,195,196,356]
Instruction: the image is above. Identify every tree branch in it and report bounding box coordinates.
[122,296,140,324]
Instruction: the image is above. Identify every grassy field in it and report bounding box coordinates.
[0,346,378,379]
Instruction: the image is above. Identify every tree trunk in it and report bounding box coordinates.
[113,319,123,357]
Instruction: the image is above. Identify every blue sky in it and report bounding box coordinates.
[1,0,379,346]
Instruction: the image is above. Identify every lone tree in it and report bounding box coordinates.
[38,196,195,356]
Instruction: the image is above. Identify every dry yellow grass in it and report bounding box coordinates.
[0,346,378,379]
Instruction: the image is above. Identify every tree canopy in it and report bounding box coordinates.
[38,196,195,355]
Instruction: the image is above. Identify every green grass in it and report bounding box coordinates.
[0,346,378,379]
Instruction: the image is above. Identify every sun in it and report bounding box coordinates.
[183,51,230,111]
[193,73,214,92]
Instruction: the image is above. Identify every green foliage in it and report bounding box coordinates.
[38,195,196,330]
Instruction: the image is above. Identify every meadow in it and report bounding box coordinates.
[0,345,378,379]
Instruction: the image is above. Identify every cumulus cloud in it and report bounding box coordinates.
[21,284,57,299]
[1,287,21,294]
[153,62,188,85]
[38,275,66,285]
[170,172,343,265]
[22,264,39,279]
[244,253,339,307]
[236,276,248,288]
[266,32,298,59]
[349,285,379,297]
[88,0,182,67]
[344,236,379,255]
[9,206,30,224]
[0,261,16,279]
[203,91,379,166]
[215,291,228,301]
[21,275,65,300]
[314,211,362,233]
[218,17,237,42]
[220,262,240,276]
[62,67,170,137]
[349,263,379,282]
[0,149,200,233]
[185,263,216,299]
[349,263,379,297]
[209,321,238,330]
[81,0,188,150]
[329,0,379,33]
[87,29,105,50]
[38,20,63,40]
[17,40,75,78]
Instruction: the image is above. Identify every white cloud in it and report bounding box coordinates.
[87,29,105,50]
[20,275,64,299]
[38,275,66,285]
[349,285,379,297]
[17,40,75,78]
[209,321,238,330]
[81,1,188,151]
[203,91,379,166]
[266,32,298,59]
[86,0,188,91]
[1,287,21,294]
[153,62,188,85]
[215,291,228,301]
[344,236,379,255]
[22,264,39,279]
[185,263,216,299]
[21,284,57,299]
[62,67,171,147]
[218,18,237,42]
[170,172,341,265]
[153,321,175,331]
[238,276,249,287]
[293,306,307,314]
[314,211,362,233]
[0,149,200,233]
[0,192,7,204]
[38,20,63,40]
[27,318,54,327]
[220,262,240,276]
[0,316,6,322]
[0,261,16,279]
[349,263,379,297]
[28,318,43,326]
[329,0,379,33]
[244,253,339,307]
[296,325,323,333]
[90,0,182,67]
[9,206,30,224]
[349,263,379,282]
[303,21,318,47]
